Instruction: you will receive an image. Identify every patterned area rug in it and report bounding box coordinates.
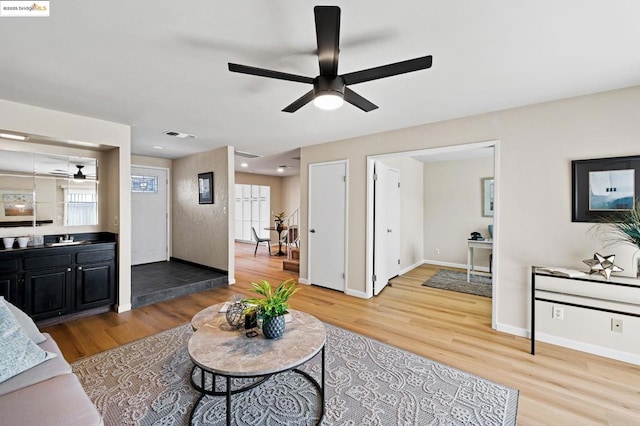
[72,323,517,425]
[422,269,493,298]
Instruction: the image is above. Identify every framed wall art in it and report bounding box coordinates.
[572,155,640,222]
[482,177,494,217]
[198,172,214,204]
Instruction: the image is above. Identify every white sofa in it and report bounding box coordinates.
[0,298,102,426]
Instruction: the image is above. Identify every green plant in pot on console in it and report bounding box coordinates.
[244,279,299,339]
[594,199,640,277]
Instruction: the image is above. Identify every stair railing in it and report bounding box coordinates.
[284,207,300,259]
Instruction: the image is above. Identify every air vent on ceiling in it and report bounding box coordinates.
[235,150,262,159]
[163,131,196,139]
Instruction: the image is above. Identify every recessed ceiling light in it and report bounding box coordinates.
[153,145,164,150]
[0,132,27,141]
[240,162,248,168]
[277,167,284,173]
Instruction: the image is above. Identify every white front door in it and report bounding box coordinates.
[374,161,400,295]
[308,161,347,291]
[131,166,168,265]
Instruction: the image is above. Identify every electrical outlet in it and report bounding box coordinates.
[113,216,119,226]
[552,305,564,320]
[435,248,440,255]
[612,318,623,333]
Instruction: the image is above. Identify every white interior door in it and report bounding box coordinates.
[131,166,168,265]
[373,161,400,295]
[309,161,347,291]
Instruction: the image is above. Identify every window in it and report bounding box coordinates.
[64,188,97,226]
[131,175,158,193]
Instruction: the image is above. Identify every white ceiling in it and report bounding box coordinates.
[1,1,640,176]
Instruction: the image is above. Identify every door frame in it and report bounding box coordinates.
[131,164,171,263]
[365,140,500,329]
[307,159,349,292]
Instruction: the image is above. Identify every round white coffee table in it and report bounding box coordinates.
[188,303,326,425]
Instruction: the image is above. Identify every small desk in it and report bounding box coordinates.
[188,303,326,425]
[264,225,287,256]
[467,239,493,282]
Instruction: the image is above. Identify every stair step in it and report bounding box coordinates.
[291,247,300,260]
[282,259,299,272]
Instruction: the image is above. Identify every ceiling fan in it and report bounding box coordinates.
[228,6,433,113]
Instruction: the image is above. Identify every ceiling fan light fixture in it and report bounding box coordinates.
[73,165,86,181]
[313,93,344,110]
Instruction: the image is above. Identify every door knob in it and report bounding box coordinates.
[387,229,392,233]
[310,229,316,233]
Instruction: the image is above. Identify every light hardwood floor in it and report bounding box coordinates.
[42,242,640,425]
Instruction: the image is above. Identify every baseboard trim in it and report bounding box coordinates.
[116,302,132,313]
[535,332,640,366]
[422,259,490,273]
[345,288,369,299]
[298,278,310,284]
[399,260,424,276]
[495,322,528,338]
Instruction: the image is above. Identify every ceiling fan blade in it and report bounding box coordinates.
[341,55,433,85]
[314,6,341,76]
[228,63,314,84]
[282,90,315,113]
[344,88,378,112]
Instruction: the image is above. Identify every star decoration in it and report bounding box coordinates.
[583,253,623,280]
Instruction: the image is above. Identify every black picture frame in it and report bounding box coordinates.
[572,155,640,222]
[198,172,214,204]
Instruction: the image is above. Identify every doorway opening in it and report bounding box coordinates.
[366,140,500,329]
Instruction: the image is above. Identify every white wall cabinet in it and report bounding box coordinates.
[234,184,270,242]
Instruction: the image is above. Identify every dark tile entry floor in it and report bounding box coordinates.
[131,261,228,308]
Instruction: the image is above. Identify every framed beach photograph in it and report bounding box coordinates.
[198,172,214,204]
[572,155,640,222]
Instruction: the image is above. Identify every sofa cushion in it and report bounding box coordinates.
[0,296,46,344]
[0,298,56,383]
[0,333,71,396]
[0,373,103,426]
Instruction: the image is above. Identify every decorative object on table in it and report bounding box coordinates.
[583,253,623,280]
[225,301,247,329]
[244,279,299,339]
[481,177,494,217]
[593,199,640,278]
[274,211,286,230]
[468,231,485,241]
[572,155,640,222]
[197,172,214,204]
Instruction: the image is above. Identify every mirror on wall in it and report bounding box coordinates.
[0,149,98,228]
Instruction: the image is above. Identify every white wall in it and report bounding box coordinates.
[300,85,640,336]
[423,157,494,268]
[172,147,232,275]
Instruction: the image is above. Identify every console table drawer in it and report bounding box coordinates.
[0,259,19,274]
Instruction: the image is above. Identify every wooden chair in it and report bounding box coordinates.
[252,227,272,257]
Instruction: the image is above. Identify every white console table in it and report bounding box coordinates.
[467,239,492,282]
[531,266,640,364]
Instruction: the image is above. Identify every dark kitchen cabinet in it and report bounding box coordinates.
[0,238,116,322]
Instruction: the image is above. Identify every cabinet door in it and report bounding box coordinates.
[0,258,20,306]
[0,274,18,304]
[24,267,73,321]
[76,262,115,310]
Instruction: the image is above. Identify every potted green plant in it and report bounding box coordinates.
[594,200,640,277]
[274,211,286,230]
[244,279,299,339]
